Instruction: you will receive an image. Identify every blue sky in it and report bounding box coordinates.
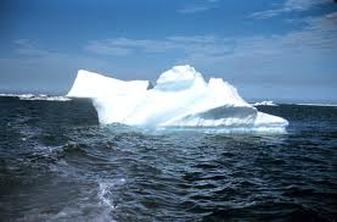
[0,0,336,102]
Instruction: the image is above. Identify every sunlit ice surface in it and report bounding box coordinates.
[67,65,288,132]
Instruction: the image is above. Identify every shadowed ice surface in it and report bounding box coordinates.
[0,97,337,221]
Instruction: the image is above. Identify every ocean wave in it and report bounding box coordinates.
[98,179,126,210]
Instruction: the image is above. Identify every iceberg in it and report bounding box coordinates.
[252,100,278,106]
[67,65,288,130]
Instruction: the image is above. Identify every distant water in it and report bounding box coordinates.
[1,96,337,221]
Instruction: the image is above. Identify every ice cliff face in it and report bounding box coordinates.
[67,65,288,130]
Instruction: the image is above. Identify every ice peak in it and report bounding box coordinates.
[156,65,203,85]
[67,69,149,98]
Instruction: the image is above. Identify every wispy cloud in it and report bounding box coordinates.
[177,0,219,14]
[250,0,333,19]
[11,10,337,72]
[84,11,337,66]
[242,12,337,54]
[219,11,337,87]
[13,39,56,57]
[177,5,214,14]
[84,35,231,62]
[2,10,336,92]
[0,39,115,92]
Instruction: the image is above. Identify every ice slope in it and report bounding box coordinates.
[66,65,288,129]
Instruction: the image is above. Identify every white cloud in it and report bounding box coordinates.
[11,10,337,72]
[176,0,219,14]
[13,39,56,57]
[2,10,336,93]
[250,0,332,19]
[284,0,331,10]
[0,40,117,92]
[84,11,337,68]
[84,35,229,62]
[244,12,337,54]
[177,5,214,14]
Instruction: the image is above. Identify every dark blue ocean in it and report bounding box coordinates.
[1,96,337,221]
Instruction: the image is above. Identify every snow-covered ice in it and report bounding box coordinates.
[67,65,288,130]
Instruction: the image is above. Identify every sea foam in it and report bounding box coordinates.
[67,65,288,130]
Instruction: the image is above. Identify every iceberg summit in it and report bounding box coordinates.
[67,65,288,131]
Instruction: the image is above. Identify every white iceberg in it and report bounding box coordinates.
[252,100,278,106]
[67,65,288,130]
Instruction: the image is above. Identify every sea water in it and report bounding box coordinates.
[0,96,337,221]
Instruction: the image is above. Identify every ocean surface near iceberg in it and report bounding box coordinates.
[0,96,337,221]
[67,65,288,131]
